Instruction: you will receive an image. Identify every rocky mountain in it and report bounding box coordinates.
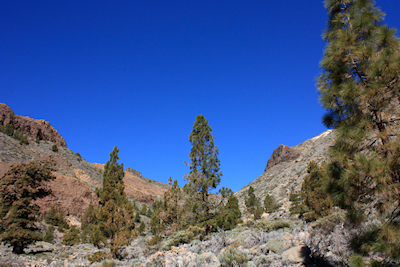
[235,129,335,216]
[0,103,67,147]
[0,104,168,216]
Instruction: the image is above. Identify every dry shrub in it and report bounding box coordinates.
[218,247,249,267]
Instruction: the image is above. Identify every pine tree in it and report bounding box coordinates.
[0,162,55,254]
[62,225,81,246]
[214,191,241,231]
[300,161,334,221]
[4,123,14,136]
[138,221,145,236]
[134,212,141,223]
[45,205,59,225]
[95,146,134,259]
[264,194,278,214]
[184,114,222,225]
[161,177,183,231]
[245,186,263,219]
[318,0,400,260]
[43,226,55,243]
[81,202,97,231]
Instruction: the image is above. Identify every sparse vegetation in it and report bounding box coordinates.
[52,144,58,152]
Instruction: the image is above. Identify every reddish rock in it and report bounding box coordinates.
[35,172,98,216]
[265,144,300,171]
[0,103,67,147]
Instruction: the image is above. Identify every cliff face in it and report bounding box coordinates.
[235,130,335,216]
[0,103,67,147]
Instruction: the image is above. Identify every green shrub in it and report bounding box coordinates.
[138,221,145,236]
[253,220,291,232]
[19,134,28,145]
[349,255,366,267]
[264,238,285,253]
[52,144,58,152]
[62,225,80,246]
[188,225,206,240]
[134,212,141,223]
[45,205,58,225]
[218,247,249,267]
[4,123,14,136]
[162,229,195,250]
[147,235,162,246]
[43,226,55,243]
[311,210,346,232]
[264,194,279,213]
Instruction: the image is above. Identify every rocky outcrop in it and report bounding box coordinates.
[0,103,67,147]
[236,130,335,216]
[265,144,300,171]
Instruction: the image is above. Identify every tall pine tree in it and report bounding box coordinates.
[184,115,222,226]
[95,146,134,259]
[318,0,400,260]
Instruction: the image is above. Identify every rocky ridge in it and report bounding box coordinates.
[235,129,335,216]
[0,103,67,147]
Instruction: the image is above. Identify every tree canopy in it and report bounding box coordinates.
[318,0,400,261]
[0,162,55,254]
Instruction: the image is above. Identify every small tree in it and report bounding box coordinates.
[4,123,14,136]
[43,225,55,243]
[45,205,58,225]
[0,162,55,254]
[81,202,97,231]
[301,161,334,221]
[161,177,183,231]
[264,194,278,213]
[134,212,141,223]
[245,186,263,219]
[138,222,145,236]
[52,144,58,152]
[62,225,81,246]
[214,191,241,231]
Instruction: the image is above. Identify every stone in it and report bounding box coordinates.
[264,144,300,171]
[281,245,311,264]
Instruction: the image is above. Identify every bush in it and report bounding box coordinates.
[138,222,145,236]
[162,229,195,250]
[264,238,284,253]
[19,135,28,145]
[147,235,162,246]
[264,194,279,213]
[52,144,58,152]
[311,210,346,232]
[62,225,80,246]
[88,251,109,263]
[43,226,55,243]
[4,123,14,136]
[101,259,117,267]
[218,247,249,267]
[252,220,291,232]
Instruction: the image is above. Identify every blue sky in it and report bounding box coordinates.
[2,1,399,193]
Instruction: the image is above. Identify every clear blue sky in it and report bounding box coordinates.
[2,1,399,193]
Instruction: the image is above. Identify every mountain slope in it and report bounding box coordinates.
[235,129,335,216]
[0,105,168,216]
